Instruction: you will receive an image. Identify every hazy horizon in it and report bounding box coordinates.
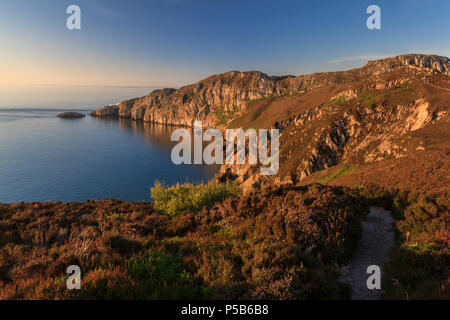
[0,84,160,109]
[1,0,449,87]
[1,0,449,108]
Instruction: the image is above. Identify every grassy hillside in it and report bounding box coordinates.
[298,120,450,299]
[220,63,450,299]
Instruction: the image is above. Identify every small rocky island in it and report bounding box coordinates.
[57,112,86,119]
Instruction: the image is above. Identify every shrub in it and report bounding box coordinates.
[151,181,241,216]
[126,251,206,299]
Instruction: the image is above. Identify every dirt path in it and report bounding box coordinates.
[340,207,395,300]
[425,82,450,92]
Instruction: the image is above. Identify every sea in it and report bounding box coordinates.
[0,86,219,203]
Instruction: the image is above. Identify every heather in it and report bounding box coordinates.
[384,188,449,299]
[341,185,449,299]
[0,184,367,299]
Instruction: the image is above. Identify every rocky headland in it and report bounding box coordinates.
[91,54,449,127]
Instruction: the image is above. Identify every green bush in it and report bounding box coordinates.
[126,251,205,299]
[151,180,241,216]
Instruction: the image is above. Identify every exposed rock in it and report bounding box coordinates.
[396,54,450,75]
[90,105,119,117]
[215,66,449,189]
[404,99,431,132]
[57,112,85,119]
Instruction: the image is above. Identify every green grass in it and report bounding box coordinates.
[215,105,240,125]
[358,85,415,107]
[325,96,347,106]
[151,180,241,216]
[317,164,351,184]
[245,92,300,105]
[358,92,386,106]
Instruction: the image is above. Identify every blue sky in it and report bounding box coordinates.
[1,0,449,87]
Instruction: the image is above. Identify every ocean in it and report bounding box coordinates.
[0,108,219,203]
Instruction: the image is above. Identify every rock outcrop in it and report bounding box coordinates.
[90,105,119,117]
[57,112,85,119]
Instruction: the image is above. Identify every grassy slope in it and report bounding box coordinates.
[229,87,336,130]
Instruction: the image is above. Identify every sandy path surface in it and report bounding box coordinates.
[340,207,395,300]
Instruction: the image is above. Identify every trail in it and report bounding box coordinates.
[425,82,450,92]
[340,207,395,300]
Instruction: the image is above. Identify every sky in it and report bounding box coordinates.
[0,0,449,103]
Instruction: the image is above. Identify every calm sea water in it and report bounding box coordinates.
[0,109,219,203]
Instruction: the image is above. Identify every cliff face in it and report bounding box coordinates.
[214,56,450,191]
[91,54,450,127]
[92,71,282,126]
[90,54,449,191]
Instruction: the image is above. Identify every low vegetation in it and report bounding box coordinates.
[151,180,241,216]
[358,84,416,107]
[384,189,449,299]
[0,184,368,300]
[245,93,300,105]
[343,184,449,299]
[325,96,346,106]
[215,105,240,125]
[317,165,351,184]
[1,61,448,300]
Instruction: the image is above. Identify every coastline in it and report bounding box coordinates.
[1,54,448,300]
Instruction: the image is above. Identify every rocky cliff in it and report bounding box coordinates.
[90,54,449,191]
[91,54,449,127]
[212,55,449,190]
